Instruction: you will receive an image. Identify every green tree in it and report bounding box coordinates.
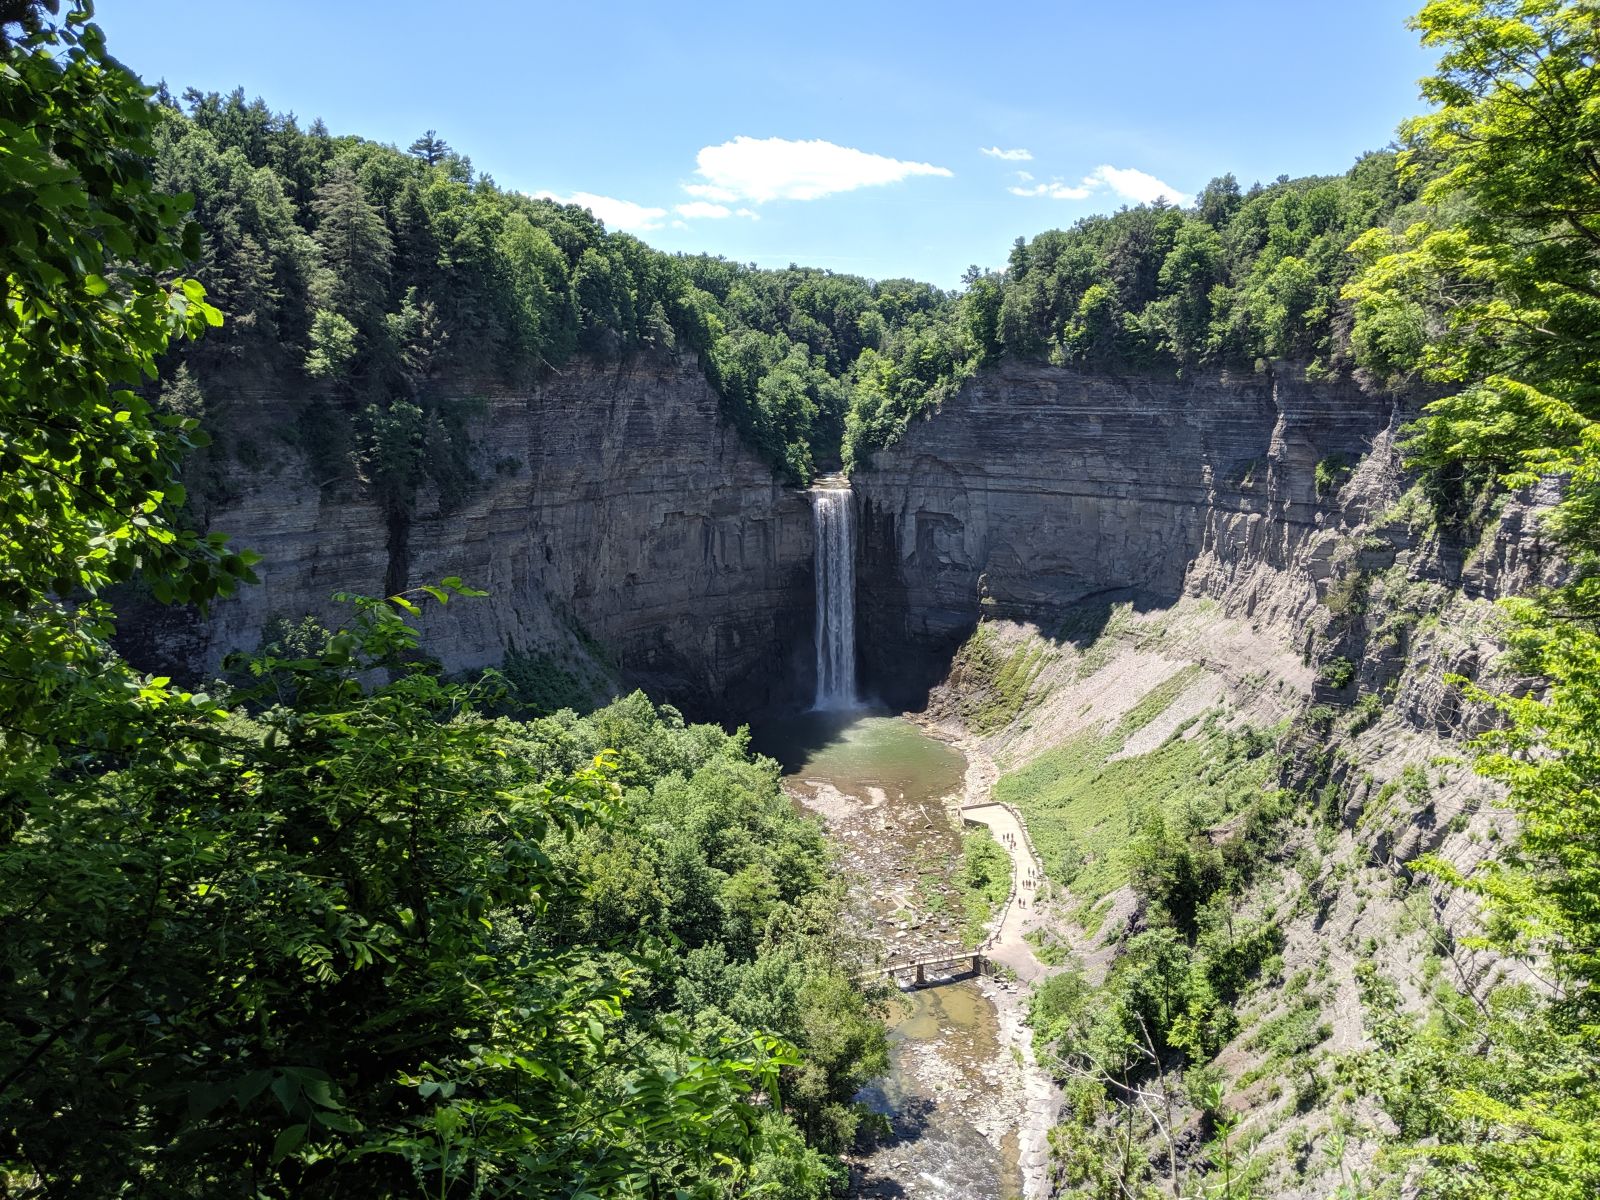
[0,3,250,782]
[304,307,358,378]
[0,591,803,1196]
[407,129,450,166]
[311,161,393,332]
[1344,3,1600,1194]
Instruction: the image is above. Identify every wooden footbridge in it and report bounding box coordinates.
[866,950,993,989]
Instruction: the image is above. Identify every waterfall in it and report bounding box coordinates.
[811,475,858,709]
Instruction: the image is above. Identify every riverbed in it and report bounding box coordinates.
[753,710,1032,1199]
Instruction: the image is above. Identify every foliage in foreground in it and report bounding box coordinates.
[1,594,880,1196]
[1340,2,1600,1195]
[0,9,881,1195]
[0,1,253,785]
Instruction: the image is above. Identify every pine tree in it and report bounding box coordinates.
[311,162,393,331]
[407,129,450,166]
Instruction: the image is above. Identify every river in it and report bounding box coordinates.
[753,709,1030,1199]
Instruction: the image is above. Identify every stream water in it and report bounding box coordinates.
[753,711,1025,1199]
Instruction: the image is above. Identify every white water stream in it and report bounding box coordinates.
[812,475,859,709]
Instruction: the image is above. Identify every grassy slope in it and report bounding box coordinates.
[995,694,1274,917]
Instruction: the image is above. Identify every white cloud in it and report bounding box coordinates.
[530,190,668,232]
[690,136,952,203]
[1014,170,1034,182]
[676,200,732,219]
[982,146,1033,161]
[683,183,741,202]
[1008,181,1094,200]
[1005,164,1189,207]
[674,200,762,221]
[1088,164,1190,206]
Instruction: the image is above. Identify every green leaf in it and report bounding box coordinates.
[270,1124,307,1164]
[270,1075,297,1114]
[312,1111,361,1133]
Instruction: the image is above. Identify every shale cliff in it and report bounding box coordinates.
[124,352,816,714]
[856,359,1561,1199]
[852,361,1396,703]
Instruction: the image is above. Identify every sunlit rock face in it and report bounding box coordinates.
[851,361,1397,704]
[120,351,817,717]
[126,353,1552,725]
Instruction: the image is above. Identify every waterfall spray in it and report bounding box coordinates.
[811,475,858,709]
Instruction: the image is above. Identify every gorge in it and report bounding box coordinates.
[140,347,1545,1199]
[8,5,1598,1195]
[139,357,1413,720]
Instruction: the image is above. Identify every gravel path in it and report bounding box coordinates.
[961,801,1048,981]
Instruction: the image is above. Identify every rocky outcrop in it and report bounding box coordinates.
[853,361,1395,704]
[121,352,816,715]
[876,363,1565,1200]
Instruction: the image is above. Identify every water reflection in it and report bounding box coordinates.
[751,710,965,802]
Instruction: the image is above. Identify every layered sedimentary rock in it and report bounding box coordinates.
[852,361,1397,702]
[124,352,815,714]
[865,365,1562,1200]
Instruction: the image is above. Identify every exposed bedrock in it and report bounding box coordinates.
[122,352,817,717]
[852,361,1398,706]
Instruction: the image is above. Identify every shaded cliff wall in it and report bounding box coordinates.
[123,352,816,715]
[852,361,1396,704]
[874,367,1562,1200]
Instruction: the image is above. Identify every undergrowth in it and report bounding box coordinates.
[951,623,1051,734]
[957,828,1012,947]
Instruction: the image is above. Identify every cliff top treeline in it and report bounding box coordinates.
[845,152,1428,464]
[155,88,948,486]
[156,85,1430,494]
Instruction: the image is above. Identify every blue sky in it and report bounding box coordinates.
[100,1,1437,287]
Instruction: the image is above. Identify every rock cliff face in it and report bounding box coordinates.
[138,354,1549,733]
[124,353,816,715]
[853,361,1397,703]
[863,361,1564,1200]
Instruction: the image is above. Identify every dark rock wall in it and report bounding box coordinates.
[137,353,1541,725]
[123,352,816,716]
[852,362,1396,705]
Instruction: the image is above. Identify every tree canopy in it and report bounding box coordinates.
[842,154,1422,467]
[0,9,881,1196]
[1341,2,1600,1195]
[0,1,251,787]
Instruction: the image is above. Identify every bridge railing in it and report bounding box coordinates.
[862,951,989,986]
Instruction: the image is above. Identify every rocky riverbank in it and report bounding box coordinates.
[778,711,1060,1199]
[908,712,1061,1199]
